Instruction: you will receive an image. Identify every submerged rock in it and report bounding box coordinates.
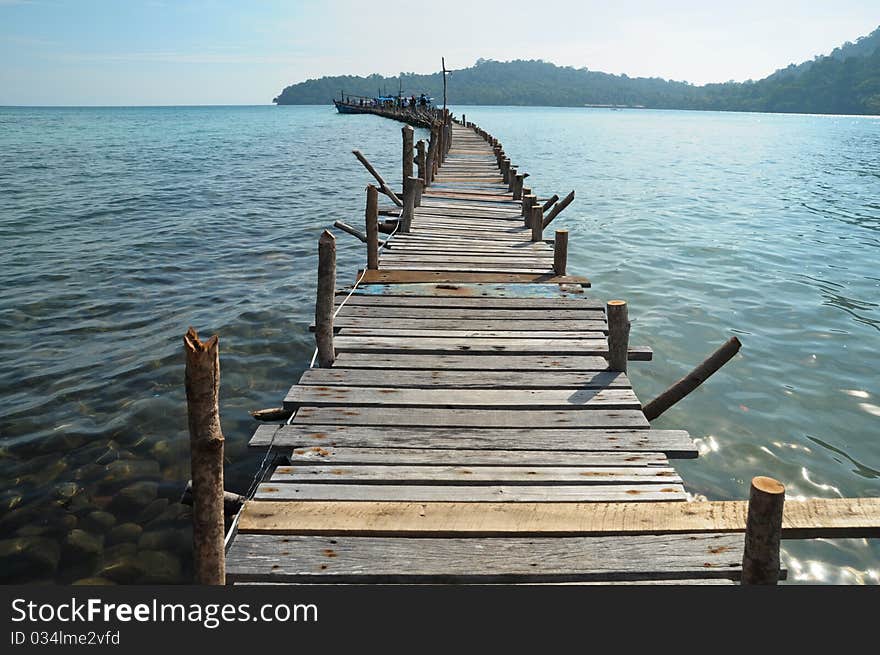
[106,522,143,545]
[81,511,116,533]
[108,481,158,514]
[136,498,168,524]
[0,537,61,583]
[137,550,183,584]
[72,577,116,585]
[63,529,104,561]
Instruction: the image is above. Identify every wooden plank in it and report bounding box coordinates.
[250,425,697,457]
[333,336,609,354]
[270,464,682,485]
[291,406,650,429]
[294,368,630,389]
[317,317,606,331]
[379,265,554,274]
[359,270,590,285]
[330,352,630,370]
[284,387,641,410]
[286,446,667,467]
[225,533,742,583]
[335,328,606,339]
[335,307,602,319]
[238,498,880,539]
[253,483,686,502]
[337,294,602,309]
[346,282,588,299]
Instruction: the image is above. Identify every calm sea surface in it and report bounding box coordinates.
[1,105,878,584]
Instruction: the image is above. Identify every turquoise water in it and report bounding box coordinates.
[1,105,878,583]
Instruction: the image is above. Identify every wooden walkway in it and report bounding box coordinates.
[223,119,879,584]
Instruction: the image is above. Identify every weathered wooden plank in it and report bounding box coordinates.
[346,282,587,299]
[329,352,628,370]
[270,464,681,485]
[335,328,606,339]
[250,425,697,457]
[379,264,554,274]
[291,406,650,429]
[225,533,742,583]
[294,368,630,389]
[238,498,880,540]
[337,294,602,309]
[317,317,606,331]
[358,270,590,285]
[286,446,666,467]
[335,307,602,319]
[333,336,608,354]
[284,386,641,410]
[253,483,686,502]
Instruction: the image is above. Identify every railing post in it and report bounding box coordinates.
[315,230,336,367]
[513,173,524,200]
[522,193,535,222]
[530,205,543,242]
[554,229,568,275]
[507,166,518,192]
[414,178,424,208]
[402,176,418,232]
[501,158,511,184]
[606,300,629,372]
[741,476,785,585]
[183,327,226,585]
[416,140,426,186]
[402,125,414,185]
[365,185,379,270]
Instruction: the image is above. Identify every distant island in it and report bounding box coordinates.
[273,26,880,115]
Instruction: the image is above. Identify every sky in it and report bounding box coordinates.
[1,0,878,106]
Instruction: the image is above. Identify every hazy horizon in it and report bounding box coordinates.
[1,0,878,106]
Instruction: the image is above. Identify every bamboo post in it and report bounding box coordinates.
[530,205,543,242]
[416,140,426,185]
[402,125,414,183]
[642,337,742,421]
[401,176,418,232]
[507,166,518,192]
[606,300,629,372]
[513,173,524,200]
[554,229,568,275]
[183,327,226,585]
[315,230,336,368]
[741,476,785,585]
[365,185,379,269]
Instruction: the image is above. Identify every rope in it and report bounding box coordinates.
[242,216,402,502]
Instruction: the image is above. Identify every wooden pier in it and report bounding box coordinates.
[210,107,880,585]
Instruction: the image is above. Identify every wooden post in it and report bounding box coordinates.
[606,301,629,372]
[542,190,575,229]
[315,230,336,368]
[642,337,742,421]
[183,327,226,585]
[554,229,568,275]
[352,150,402,207]
[402,125,414,184]
[507,166,517,192]
[402,176,418,232]
[530,205,543,242]
[416,140,426,185]
[462,113,466,126]
[414,177,423,208]
[741,476,785,585]
[542,194,560,212]
[502,158,511,184]
[513,173,524,200]
[365,185,379,270]
[522,193,535,221]
[425,133,436,187]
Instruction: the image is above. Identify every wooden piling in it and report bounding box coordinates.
[402,176,418,232]
[183,327,226,585]
[522,193,535,222]
[508,166,518,192]
[606,300,629,372]
[741,476,785,585]
[642,337,742,421]
[530,205,543,242]
[414,177,423,208]
[365,185,379,270]
[416,140,426,185]
[502,158,511,184]
[513,174,524,201]
[315,230,336,368]
[402,125,414,183]
[554,229,568,275]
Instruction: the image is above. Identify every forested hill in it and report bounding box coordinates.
[273,25,880,115]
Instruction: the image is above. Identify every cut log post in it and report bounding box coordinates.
[501,158,511,184]
[315,230,336,368]
[522,193,535,222]
[333,220,367,243]
[461,113,466,126]
[542,194,560,212]
[642,336,742,421]
[352,150,402,207]
[542,190,575,228]
[606,300,629,372]
[416,140,426,185]
[513,174,525,200]
[249,407,293,422]
[507,166,518,192]
[365,185,379,269]
[401,176,418,233]
[181,481,246,517]
[741,476,785,585]
[402,125,413,183]
[183,327,226,585]
[554,229,568,275]
[530,205,544,242]
[414,177,424,208]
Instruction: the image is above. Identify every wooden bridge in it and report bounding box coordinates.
[206,108,880,585]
